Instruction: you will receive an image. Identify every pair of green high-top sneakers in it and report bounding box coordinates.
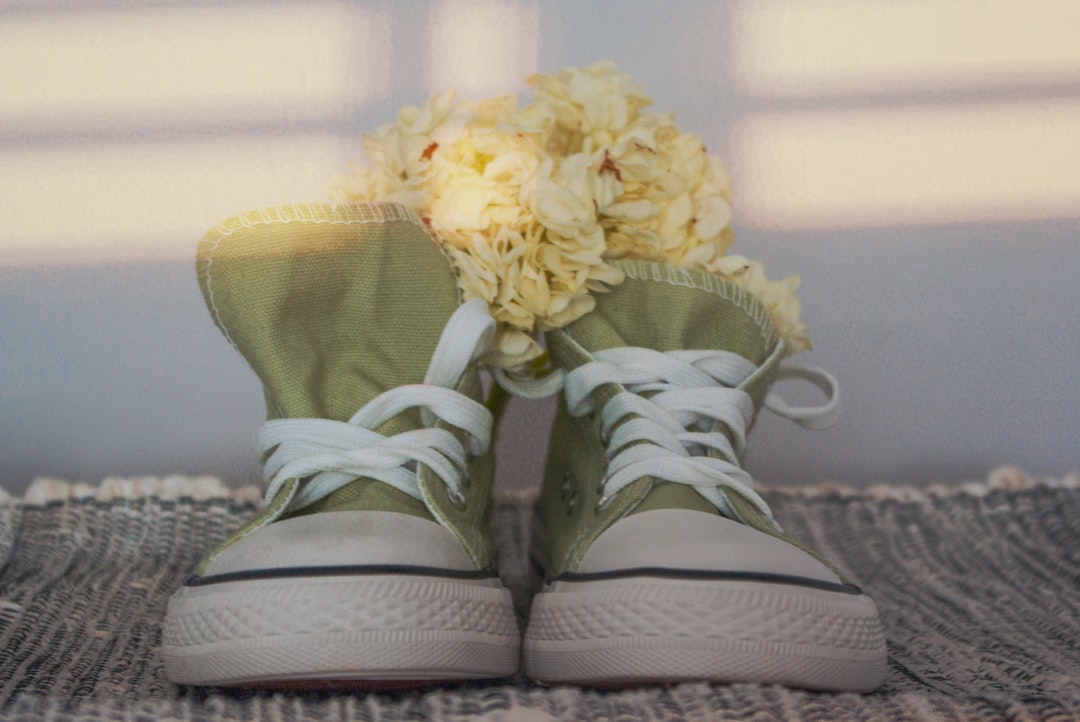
[162,203,886,692]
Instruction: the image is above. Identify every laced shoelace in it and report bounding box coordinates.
[499,341,839,529]
[254,298,496,515]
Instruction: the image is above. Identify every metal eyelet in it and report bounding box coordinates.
[593,473,612,512]
[448,487,468,509]
[566,490,578,516]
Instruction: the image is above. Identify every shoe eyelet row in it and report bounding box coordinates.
[559,472,573,500]
[560,472,579,516]
[559,467,613,516]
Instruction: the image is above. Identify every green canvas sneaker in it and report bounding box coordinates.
[521,260,887,691]
[162,203,519,687]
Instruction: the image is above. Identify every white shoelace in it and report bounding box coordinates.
[255,298,496,514]
[501,341,839,528]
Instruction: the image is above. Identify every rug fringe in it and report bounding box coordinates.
[761,465,1080,501]
[3,475,263,506]
[2,467,1076,506]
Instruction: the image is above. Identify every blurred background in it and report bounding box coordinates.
[2,0,1078,494]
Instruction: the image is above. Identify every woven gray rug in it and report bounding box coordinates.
[1,468,1078,721]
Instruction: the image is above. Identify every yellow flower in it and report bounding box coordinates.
[523,62,804,353]
[706,255,811,354]
[332,62,810,369]
[332,88,626,371]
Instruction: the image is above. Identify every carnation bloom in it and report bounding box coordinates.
[331,62,810,369]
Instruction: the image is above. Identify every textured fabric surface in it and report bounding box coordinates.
[196,202,460,438]
[540,260,793,578]
[193,202,499,571]
[1,469,1078,721]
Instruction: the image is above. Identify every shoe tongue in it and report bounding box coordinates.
[197,203,460,438]
[565,259,778,372]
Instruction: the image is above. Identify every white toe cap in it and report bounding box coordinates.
[576,508,842,585]
[201,510,478,577]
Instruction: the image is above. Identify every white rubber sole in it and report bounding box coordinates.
[163,573,520,686]
[523,577,887,691]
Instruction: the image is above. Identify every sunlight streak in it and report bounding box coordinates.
[731,100,1080,229]
[1,135,348,267]
[0,4,389,133]
[731,0,1080,96]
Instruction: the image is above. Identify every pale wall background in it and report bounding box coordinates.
[2,0,1079,495]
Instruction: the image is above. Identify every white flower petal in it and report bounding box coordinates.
[333,62,809,368]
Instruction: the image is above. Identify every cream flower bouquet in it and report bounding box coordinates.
[331,62,809,374]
